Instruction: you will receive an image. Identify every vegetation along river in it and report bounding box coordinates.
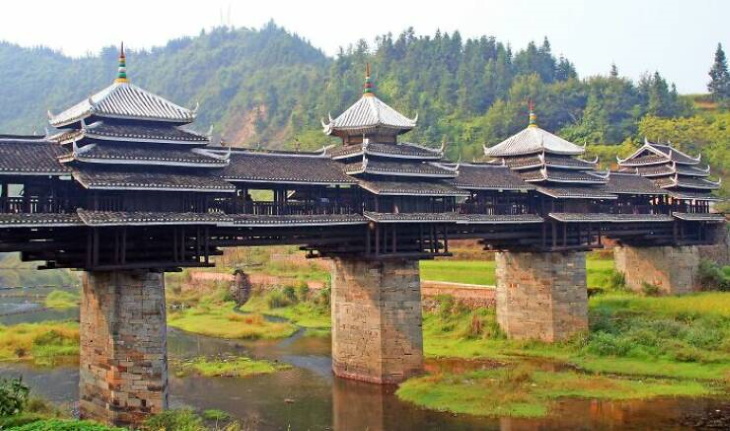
[0,287,727,430]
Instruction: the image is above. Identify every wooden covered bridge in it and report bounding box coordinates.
[0,48,724,425]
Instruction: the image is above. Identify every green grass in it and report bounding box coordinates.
[43,290,79,310]
[0,322,79,366]
[397,365,713,418]
[420,258,617,287]
[423,292,730,382]
[420,260,495,285]
[175,356,290,378]
[241,293,331,329]
[167,302,297,340]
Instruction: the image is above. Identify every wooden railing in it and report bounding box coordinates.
[0,197,74,214]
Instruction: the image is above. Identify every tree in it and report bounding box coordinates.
[708,43,730,103]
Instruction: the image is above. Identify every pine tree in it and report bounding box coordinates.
[708,43,730,102]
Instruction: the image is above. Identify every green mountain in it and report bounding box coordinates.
[0,22,692,161]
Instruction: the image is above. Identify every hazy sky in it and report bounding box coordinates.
[1,0,726,93]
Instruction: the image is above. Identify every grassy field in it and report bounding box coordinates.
[44,290,79,310]
[0,321,79,366]
[403,291,730,417]
[398,365,712,418]
[168,303,297,340]
[175,356,291,378]
[420,258,617,287]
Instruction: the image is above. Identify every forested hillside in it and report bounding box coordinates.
[0,23,692,154]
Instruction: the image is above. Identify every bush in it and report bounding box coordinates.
[0,377,29,417]
[607,270,627,291]
[641,282,660,296]
[142,408,204,431]
[265,290,293,309]
[698,259,730,291]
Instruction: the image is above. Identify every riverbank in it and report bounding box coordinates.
[401,291,730,417]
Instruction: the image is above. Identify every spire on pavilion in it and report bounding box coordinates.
[363,63,374,96]
[115,42,129,84]
[528,99,537,128]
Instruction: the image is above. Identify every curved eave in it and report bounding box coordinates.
[346,168,456,178]
[77,184,236,193]
[50,112,194,129]
[325,123,414,137]
[365,149,442,160]
[222,177,355,186]
[84,133,207,146]
[537,189,618,200]
[62,155,227,168]
[524,177,608,185]
[485,147,584,158]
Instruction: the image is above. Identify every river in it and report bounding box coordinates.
[0,288,727,430]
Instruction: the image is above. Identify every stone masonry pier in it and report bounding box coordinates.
[495,251,588,342]
[614,245,700,294]
[79,271,168,426]
[331,258,424,384]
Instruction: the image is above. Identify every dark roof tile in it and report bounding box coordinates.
[0,139,70,175]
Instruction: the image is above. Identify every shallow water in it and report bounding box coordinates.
[0,292,728,430]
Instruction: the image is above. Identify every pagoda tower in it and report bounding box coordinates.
[325,65,467,219]
[617,139,720,212]
[484,106,614,210]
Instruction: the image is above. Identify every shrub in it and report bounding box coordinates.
[698,259,730,291]
[283,286,298,303]
[266,290,292,309]
[641,282,660,296]
[0,377,29,417]
[607,270,627,291]
[295,282,310,302]
[142,408,204,431]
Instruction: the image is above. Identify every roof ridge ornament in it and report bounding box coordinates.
[363,63,374,96]
[528,99,537,128]
[115,42,129,84]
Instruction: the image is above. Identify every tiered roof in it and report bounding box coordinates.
[325,66,464,197]
[484,110,612,199]
[322,64,417,139]
[48,45,230,191]
[618,140,720,200]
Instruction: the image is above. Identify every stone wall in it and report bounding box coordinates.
[495,251,588,342]
[614,246,700,294]
[331,258,423,384]
[79,271,168,426]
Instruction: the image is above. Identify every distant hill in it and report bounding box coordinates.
[0,22,698,160]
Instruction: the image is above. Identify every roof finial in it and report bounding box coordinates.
[115,42,129,84]
[363,63,374,96]
[528,99,537,127]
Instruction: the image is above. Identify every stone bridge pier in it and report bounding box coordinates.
[495,251,588,342]
[614,245,700,294]
[79,271,168,426]
[331,258,424,384]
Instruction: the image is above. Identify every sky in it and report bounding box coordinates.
[0,0,726,94]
